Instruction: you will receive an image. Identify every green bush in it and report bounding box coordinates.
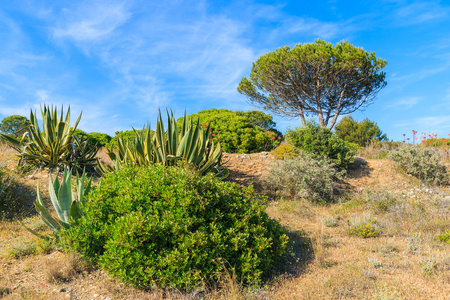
[60,164,288,290]
[265,151,345,203]
[106,129,149,150]
[438,230,450,244]
[73,129,111,148]
[334,116,387,147]
[285,121,355,169]
[389,147,448,186]
[176,109,282,153]
[270,143,300,160]
[347,215,382,238]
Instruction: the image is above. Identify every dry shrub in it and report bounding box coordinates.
[44,252,92,283]
[389,146,448,186]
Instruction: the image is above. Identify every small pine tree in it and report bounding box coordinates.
[334,116,387,147]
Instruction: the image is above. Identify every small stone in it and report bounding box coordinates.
[93,294,99,298]
[59,288,67,293]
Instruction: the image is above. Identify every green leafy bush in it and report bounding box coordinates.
[334,116,387,147]
[105,129,147,150]
[60,164,288,290]
[389,147,448,186]
[285,121,355,169]
[438,230,450,244]
[347,215,382,238]
[73,129,111,148]
[176,109,282,153]
[265,151,345,203]
[270,143,300,160]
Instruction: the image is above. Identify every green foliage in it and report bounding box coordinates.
[0,105,98,171]
[235,110,279,133]
[347,216,382,238]
[0,115,30,137]
[21,168,92,239]
[334,116,387,147]
[286,121,355,169]
[60,164,289,290]
[0,163,13,204]
[177,109,281,153]
[73,129,111,147]
[270,143,300,160]
[106,129,145,150]
[419,137,450,148]
[438,230,450,243]
[98,110,228,179]
[389,147,448,186]
[238,39,387,129]
[265,151,345,203]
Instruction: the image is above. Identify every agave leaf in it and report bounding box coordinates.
[57,170,73,223]
[34,201,64,231]
[17,220,51,240]
[69,201,83,224]
[47,176,65,222]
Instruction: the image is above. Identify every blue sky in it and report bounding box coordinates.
[0,0,449,142]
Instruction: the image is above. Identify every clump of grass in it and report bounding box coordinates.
[437,230,450,243]
[419,254,450,276]
[45,253,93,283]
[407,233,423,254]
[372,283,400,300]
[7,239,37,258]
[368,257,383,269]
[347,215,382,238]
[322,216,339,227]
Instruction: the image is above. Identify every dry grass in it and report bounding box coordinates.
[0,145,449,299]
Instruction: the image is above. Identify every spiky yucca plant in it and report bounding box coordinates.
[20,168,92,239]
[97,110,228,179]
[0,105,97,171]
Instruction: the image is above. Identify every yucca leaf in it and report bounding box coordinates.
[47,177,65,222]
[57,170,73,223]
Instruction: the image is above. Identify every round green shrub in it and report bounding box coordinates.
[266,151,345,203]
[60,164,288,290]
[270,143,300,160]
[285,121,355,169]
[73,129,112,147]
[176,109,282,153]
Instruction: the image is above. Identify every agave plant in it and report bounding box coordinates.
[97,110,228,179]
[64,135,98,173]
[21,168,93,238]
[0,105,98,171]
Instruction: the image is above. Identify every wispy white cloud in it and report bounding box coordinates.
[394,1,448,25]
[386,96,421,109]
[51,1,131,42]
